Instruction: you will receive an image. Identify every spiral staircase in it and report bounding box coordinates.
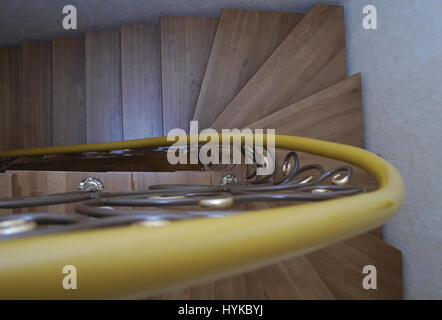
[0,5,402,299]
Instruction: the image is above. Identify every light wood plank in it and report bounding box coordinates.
[213,273,249,300]
[247,74,363,147]
[52,37,86,146]
[307,233,402,299]
[280,256,335,299]
[211,5,347,130]
[244,262,303,299]
[161,16,218,134]
[0,48,22,151]
[22,43,52,148]
[121,24,162,140]
[85,30,122,143]
[131,171,214,190]
[194,9,304,129]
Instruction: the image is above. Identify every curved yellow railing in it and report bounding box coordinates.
[0,135,404,299]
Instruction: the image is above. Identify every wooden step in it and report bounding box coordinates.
[246,74,363,147]
[22,42,52,148]
[0,173,18,215]
[85,30,122,143]
[162,256,334,300]
[161,16,218,134]
[211,5,347,130]
[0,48,22,151]
[52,37,86,146]
[193,9,304,129]
[121,24,163,140]
[156,232,401,299]
[214,256,335,299]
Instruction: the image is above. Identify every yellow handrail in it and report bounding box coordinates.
[0,135,404,299]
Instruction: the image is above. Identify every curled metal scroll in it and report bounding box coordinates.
[0,150,364,241]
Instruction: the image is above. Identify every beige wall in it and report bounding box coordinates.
[344,0,442,299]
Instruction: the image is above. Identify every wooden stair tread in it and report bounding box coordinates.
[246,73,363,147]
[131,171,216,189]
[85,30,122,143]
[22,42,52,148]
[280,256,335,299]
[161,16,218,134]
[211,4,347,130]
[121,24,163,140]
[52,37,86,146]
[307,233,402,299]
[0,48,22,151]
[193,9,304,129]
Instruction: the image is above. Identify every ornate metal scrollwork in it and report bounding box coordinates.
[0,149,365,241]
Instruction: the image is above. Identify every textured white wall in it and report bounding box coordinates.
[343,0,442,299]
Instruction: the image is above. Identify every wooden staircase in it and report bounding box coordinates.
[0,4,402,299]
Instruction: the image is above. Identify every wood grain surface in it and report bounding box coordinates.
[161,16,218,134]
[0,48,22,151]
[246,74,363,147]
[121,24,162,140]
[85,30,122,143]
[52,37,86,146]
[193,9,304,129]
[0,173,18,215]
[211,5,347,130]
[22,42,52,148]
